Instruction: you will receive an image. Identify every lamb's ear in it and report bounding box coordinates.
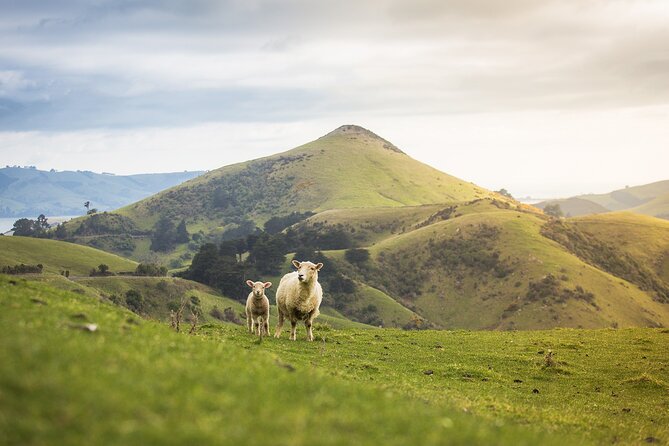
[315,262,324,271]
[292,260,301,269]
[264,282,272,289]
[246,280,255,288]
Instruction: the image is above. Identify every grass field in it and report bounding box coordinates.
[2,275,668,445]
[0,236,137,276]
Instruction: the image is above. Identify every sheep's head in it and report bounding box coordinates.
[246,280,272,298]
[292,260,323,284]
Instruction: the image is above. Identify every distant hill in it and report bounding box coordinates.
[536,180,669,219]
[55,125,669,330]
[0,167,203,217]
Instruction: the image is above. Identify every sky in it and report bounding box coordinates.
[1,0,668,198]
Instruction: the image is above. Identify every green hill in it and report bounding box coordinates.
[2,275,667,445]
[0,236,137,276]
[309,207,669,330]
[0,166,203,218]
[49,125,669,330]
[536,180,669,219]
[629,192,669,220]
[120,124,493,230]
[55,125,497,265]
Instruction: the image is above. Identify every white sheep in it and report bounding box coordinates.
[274,260,323,341]
[245,280,272,336]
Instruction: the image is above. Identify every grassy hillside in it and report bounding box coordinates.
[565,212,669,285]
[119,125,493,231]
[374,211,669,329]
[0,166,202,217]
[534,198,609,217]
[0,236,137,276]
[2,275,667,445]
[630,192,669,220]
[57,125,497,263]
[537,180,669,219]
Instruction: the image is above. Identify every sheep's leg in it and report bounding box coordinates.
[263,314,270,336]
[246,310,253,334]
[256,316,263,336]
[305,319,314,342]
[274,309,284,338]
[290,320,297,341]
[251,318,257,335]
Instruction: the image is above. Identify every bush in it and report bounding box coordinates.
[345,248,370,265]
[125,290,145,313]
[134,263,168,277]
[1,263,43,274]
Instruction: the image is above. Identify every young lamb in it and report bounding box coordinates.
[245,280,272,336]
[274,260,323,341]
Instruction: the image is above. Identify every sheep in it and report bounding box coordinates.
[245,280,272,337]
[274,260,323,341]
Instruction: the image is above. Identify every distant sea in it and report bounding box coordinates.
[0,216,78,234]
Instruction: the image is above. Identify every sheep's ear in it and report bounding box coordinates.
[315,263,324,271]
[292,260,301,269]
[246,280,255,288]
[264,282,272,289]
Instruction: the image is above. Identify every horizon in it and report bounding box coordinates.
[2,1,669,198]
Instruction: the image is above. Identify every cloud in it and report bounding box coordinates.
[0,0,667,196]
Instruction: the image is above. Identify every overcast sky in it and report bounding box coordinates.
[1,0,668,197]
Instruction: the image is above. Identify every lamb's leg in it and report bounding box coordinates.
[290,320,297,341]
[263,313,270,336]
[274,309,284,338]
[246,309,253,334]
[256,316,263,336]
[252,318,257,335]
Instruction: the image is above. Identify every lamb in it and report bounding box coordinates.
[245,280,272,337]
[274,260,323,341]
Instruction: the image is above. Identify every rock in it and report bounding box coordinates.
[423,370,434,375]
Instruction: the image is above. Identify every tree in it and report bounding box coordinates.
[248,233,286,275]
[84,201,90,212]
[345,248,370,265]
[150,216,177,252]
[125,289,145,313]
[543,203,564,218]
[54,223,67,239]
[11,218,35,236]
[34,214,50,235]
[495,188,513,199]
[183,243,219,284]
[175,219,190,243]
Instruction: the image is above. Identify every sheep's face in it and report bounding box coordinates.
[292,260,323,284]
[246,280,272,298]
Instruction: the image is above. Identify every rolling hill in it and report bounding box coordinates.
[53,125,669,330]
[536,180,669,219]
[0,236,137,276]
[0,166,203,218]
[0,236,365,329]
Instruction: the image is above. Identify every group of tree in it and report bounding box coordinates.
[543,203,564,218]
[180,225,358,303]
[11,215,51,237]
[150,217,190,252]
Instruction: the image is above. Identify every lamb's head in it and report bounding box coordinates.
[292,260,323,284]
[246,280,272,298]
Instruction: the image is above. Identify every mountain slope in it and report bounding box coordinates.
[117,125,494,232]
[0,167,203,217]
[536,180,669,219]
